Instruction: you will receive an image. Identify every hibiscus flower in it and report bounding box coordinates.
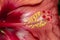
[0,0,60,40]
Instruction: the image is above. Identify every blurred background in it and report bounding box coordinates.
[58,0,60,15]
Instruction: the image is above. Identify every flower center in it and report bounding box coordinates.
[23,11,47,28]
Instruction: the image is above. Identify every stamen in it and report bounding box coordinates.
[24,11,47,28]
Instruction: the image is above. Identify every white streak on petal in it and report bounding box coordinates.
[16,30,29,40]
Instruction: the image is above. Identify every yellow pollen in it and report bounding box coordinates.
[39,21,47,27]
[25,11,47,28]
[27,11,41,23]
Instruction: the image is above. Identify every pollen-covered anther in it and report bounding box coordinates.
[34,23,40,27]
[39,21,47,27]
[27,18,34,23]
[31,23,38,28]
[27,11,41,23]
[28,21,47,28]
[24,11,47,28]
